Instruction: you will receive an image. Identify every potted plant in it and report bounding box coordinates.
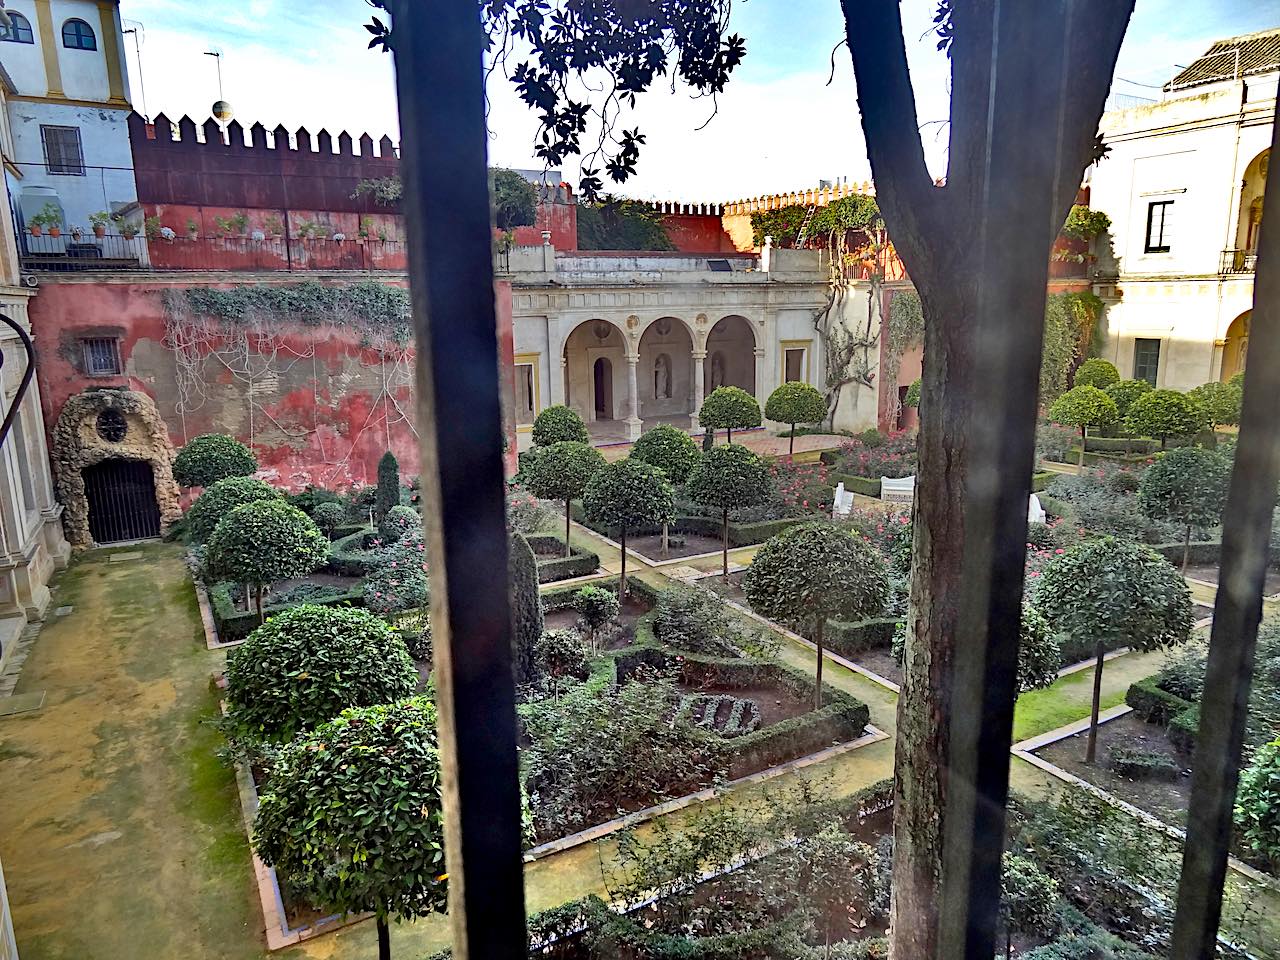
[89,211,110,238]
[262,214,283,238]
[144,215,162,240]
[230,211,249,235]
[186,217,199,239]
[70,225,85,242]
[113,213,139,240]
[29,202,61,237]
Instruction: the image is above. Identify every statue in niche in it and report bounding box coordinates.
[654,353,672,399]
[709,351,726,391]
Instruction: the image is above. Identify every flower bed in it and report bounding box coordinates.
[325,528,383,577]
[570,502,824,551]
[526,534,601,583]
[209,577,365,643]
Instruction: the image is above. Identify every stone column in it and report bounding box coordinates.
[547,317,564,408]
[754,346,768,409]
[626,354,642,441]
[691,349,707,431]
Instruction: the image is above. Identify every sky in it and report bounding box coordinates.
[118,0,1280,202]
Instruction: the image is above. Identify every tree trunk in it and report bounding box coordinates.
[1078,425,1087,470]
[661,521,670,559]
[721,509,730,582]
[1182,523,1192,574]
[619,527,627,598]
[789,424,796,458]
[1086,638,1106,763]
[376,914,391,960]
[814,618,825,710]
[565,499,573,559]
[255,585,264,624]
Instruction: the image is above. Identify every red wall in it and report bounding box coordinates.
[659,213,738,253]
[31,278,519,490]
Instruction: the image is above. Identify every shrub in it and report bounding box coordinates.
[1036,421,1077,464]
[364,529,429,617]
[394,608,432,661]
[1188,379,1243,430]
[630,423,701,483]
[224,604,416,742]
[510,533,543,686]
[895,602,1058,691]
[1046,468,1176,543]
[344,484,377,522]
[186,475,282,543]
[744,522,888,707]
[172,433,257,488]
[206,500,329,618]
[1046,385,1118,468]
[311,501,345,537]
[768,459,833,518]
[1073,358,1120,390]
[1000,853,1060,951]
[685,444,771,580]
[1108,746,1180,781]
[378,504,420,544]
[506,484,552,535]
[834,431,917,479]
[583,458,674,596]
[522,440,605,556]
[697,386,762,443]
[286,486,345,518]
[764,382,828,455]
[253,699,448,954]
[653,585,736,656]
[573,585,619,654]
[534,628,589,700]
[375,450,400,522]
[532,404,589,446]
[1104,378,1152,419]
[1125,389,1203,447]
[904,378,921,408]
[1138,446,1230,570]
[1234,738,1280,869]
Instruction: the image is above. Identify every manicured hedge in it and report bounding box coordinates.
[526,534,601,583]
[824,617,899,658]
[208,581,365,643]
[1038,494,1069,520]
[325,529,381,577]
[1108,746,1180,781]
[829,472,882,498]
[571,503,825,547]
[1030,470,1056,493]
[1058,633,1131,667]
[540,575,660,613]
[1167,704,1199,754]
[1125,678,1191,726]
[331,522,368,540]
[1150,540,1279,574]
[1085,437,1160,455]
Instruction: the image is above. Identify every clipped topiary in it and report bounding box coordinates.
[685,443,771,580]
[1073,357,1120,390]
[1104,378,1152,419]
[630,423,701,483]
[1125,389,1204,448]
[573,584,620,654]
[1138,445,1231,571]
[697,385,762,443]
[534,628,589,701]
[205,499,329,620]
[764,382,828,456]
[583,458,674,597]
[375,450,400,522]
[509,533,543,685]
[522,440,605,557]
[253,699,448,959]
[224,603,416,742]
[1188,379,1243,431]
[999,854,1060,958]
[312,501,345,538]
[186,475,282,543]
[379,504,420,544]
[532,404,590,446]
[172,433,257,488]
[1046,384,1118,469]
[744,522,889,707]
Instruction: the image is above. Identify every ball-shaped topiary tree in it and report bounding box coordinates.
[1235,737,1280,872]
[534,628,589,702]
[186,475,282,543]
[573,584,620,655]
[1188,379,1243,431]
[1034,537,1192,762]
[631,424,701,557]
[1046,384,1118,469]
[1073,357,1120,390]
[583,458,674,597]
[1125,389,1204,448]
[904,377,922,409]
[205,499,330,620]
[1104,378,1152,419]
[744,522,889,707]
[532,404,590,446]
[685,443,772,581]
[253,698,447,960]
[172,433,257,488]
[522,440,605,557]
[1138,446,1231,572]
[765,382,829,457]
[999,854,1059,959]
[697,385,762,443]
[375,450,400,523]
[378,504,420,544]
[312,501,345,538]
[509,533,543,686]
[224,604,417,743]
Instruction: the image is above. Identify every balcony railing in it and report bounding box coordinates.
[1220,248,1258,275]
[18,233,409,274]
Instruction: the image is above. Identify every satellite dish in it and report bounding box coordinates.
[212,100,233,123]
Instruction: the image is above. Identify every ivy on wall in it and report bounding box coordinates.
[750,194,881,248]
[881,289,924,415]
[1041,291,1105,403]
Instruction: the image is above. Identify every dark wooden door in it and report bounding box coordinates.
[83,459,161,543]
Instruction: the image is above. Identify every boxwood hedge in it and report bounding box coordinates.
[209,580,365,644]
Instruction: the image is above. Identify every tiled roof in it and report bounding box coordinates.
[1166,28,1280,90]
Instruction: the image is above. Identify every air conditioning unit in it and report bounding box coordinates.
[20,274,39,288]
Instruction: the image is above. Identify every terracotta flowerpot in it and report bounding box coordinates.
[93,225,106,238]
[29,225,41,237]
[48,226,61,238]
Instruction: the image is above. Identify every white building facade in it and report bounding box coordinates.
[504,245,878,446]
[0,0,136,244]
[1089,29,1276,390]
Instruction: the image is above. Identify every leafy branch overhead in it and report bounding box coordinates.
[365,1,745,200]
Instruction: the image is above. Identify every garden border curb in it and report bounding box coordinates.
[193,577,241,650]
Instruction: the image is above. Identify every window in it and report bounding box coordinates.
[82,338,122,376]
[514,363,535,424]
[1144,200,1173,253]
[61,19,96,50]
[0,13,35,43]
[41,125,84,175]
[784,348,806,383]
[1133,338,1161,386]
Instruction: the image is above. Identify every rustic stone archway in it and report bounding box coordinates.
[52,389,181,548]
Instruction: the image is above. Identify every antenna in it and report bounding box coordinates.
[204,48,224,99]
[204,48,233,125]
[123,21,147,120]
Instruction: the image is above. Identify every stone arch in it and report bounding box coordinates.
[1221,310,1250,383]
[638,316,695,421]
[704,315,756,398]
[52,389,180,548]
[1235,149,1269,253]
[562,319,626,423]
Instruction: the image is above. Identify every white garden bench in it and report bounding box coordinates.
[880,475,916,504]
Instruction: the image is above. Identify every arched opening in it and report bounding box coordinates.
[1222,310,1250,382]
[83,459,161,543]
[1235,150,1269,254]
[593,358,614,420]
[638,317,694,426]
[562,320,625,428]
[704,315,756,398]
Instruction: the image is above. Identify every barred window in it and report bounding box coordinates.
[81,338,122,376]
[41,126,84,176]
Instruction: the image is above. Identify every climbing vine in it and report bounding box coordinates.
[751,194,881,249]
[1040,290,1105,402]
[879,289,923,423]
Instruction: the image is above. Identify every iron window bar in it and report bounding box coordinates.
[391,2,1280,957]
